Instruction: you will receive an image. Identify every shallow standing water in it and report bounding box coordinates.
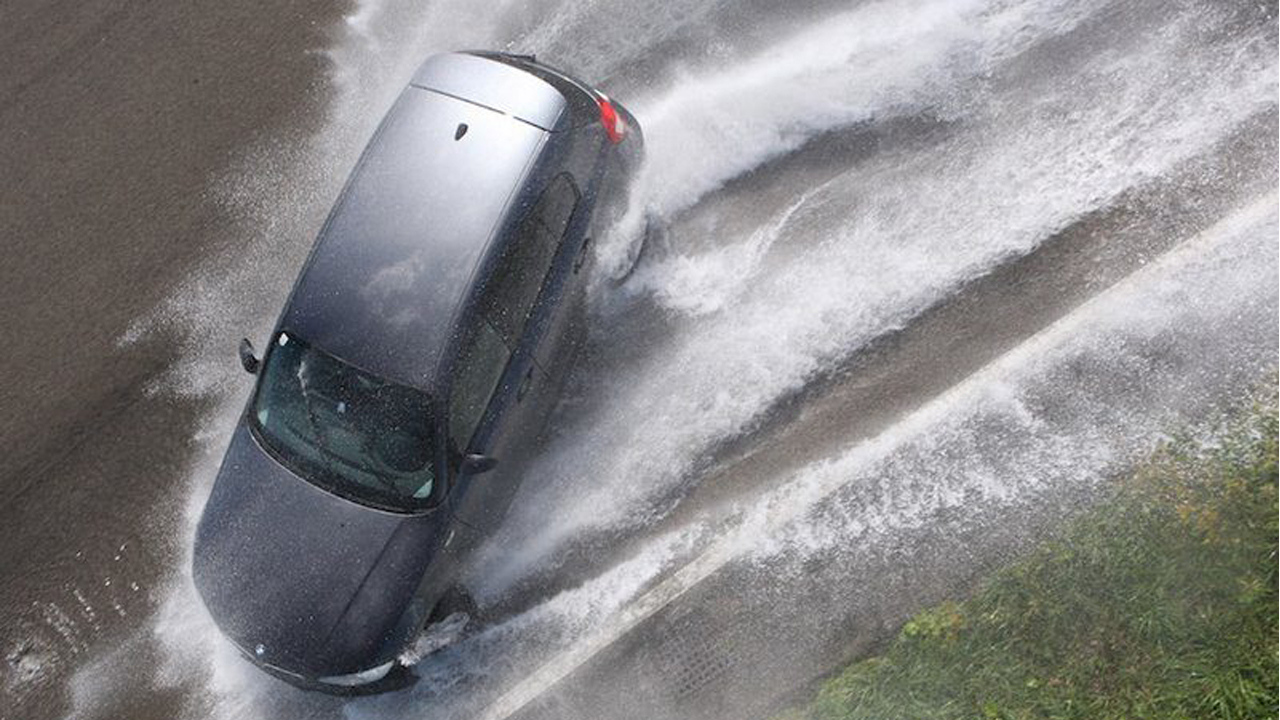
[2,1,1276,719]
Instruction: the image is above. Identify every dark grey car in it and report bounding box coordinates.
[191,51,642,692]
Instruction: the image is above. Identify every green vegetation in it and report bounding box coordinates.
[779,389,1278,720]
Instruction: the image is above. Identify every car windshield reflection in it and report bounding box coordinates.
[252,331,438,511]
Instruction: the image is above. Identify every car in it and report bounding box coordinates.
[191,50,642,693]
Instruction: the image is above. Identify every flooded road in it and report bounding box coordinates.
[1,1,1275,719]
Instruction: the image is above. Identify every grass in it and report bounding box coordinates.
[777,387,1278,720]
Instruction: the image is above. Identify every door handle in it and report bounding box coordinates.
[517,365,534,402]
[573,237,592,274]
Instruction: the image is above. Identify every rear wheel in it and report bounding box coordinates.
[615,211,671,284]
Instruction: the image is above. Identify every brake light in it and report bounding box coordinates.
[597,95,626,144]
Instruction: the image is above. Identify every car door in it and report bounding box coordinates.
[446,313,514,533]
[445,182,565,532]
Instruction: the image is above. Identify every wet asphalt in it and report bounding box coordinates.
[1,1,343,716]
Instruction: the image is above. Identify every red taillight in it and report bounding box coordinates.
[597,95,626,144]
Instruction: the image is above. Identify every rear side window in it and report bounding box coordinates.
[480,174,580,345]
[539,173,578,238]
[448,174,580,449]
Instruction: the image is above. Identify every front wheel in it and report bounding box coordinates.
[405,586,479,663]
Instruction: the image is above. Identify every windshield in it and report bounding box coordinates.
[251,331,438,511]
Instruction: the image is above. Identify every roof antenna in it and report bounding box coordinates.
[455,123,468,141]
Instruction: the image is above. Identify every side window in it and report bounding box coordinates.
[447,175,580,450]
[448,320,510,450]
[479,174,580,345]
[539,174,578,239]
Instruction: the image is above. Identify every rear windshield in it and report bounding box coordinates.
[251,332,438,511]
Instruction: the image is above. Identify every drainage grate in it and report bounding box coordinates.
[646,602,742,701]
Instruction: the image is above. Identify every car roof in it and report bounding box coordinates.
[282,55,568,391]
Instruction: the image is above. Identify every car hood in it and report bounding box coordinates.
[193,422,449,676]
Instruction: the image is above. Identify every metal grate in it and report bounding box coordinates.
[646,603,741,701]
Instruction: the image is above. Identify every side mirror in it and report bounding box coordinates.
[238,338,261,375]
[460,454,498,476]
